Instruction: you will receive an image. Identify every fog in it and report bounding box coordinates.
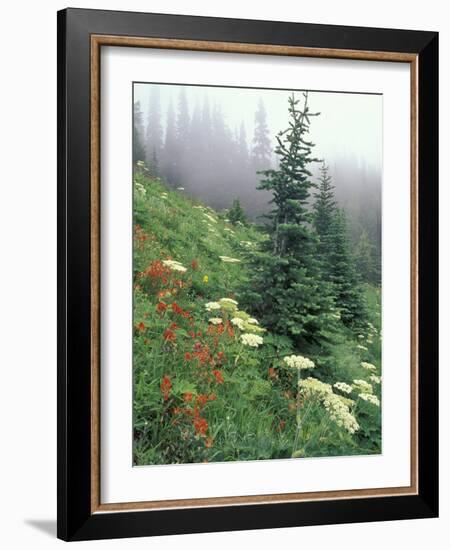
[133,83,382,249]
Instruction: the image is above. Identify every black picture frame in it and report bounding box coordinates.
[57,7,438,541]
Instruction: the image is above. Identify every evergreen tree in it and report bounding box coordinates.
[174,88,191,184]
[211,103,233,178]
[251,98,272,172]
[244,92,333,345]
[228,198,247,226]
[133,101,146,164]
[328,210,367,328]
[313,162,337,269]
[313,163,336,237]
[162,99,179,186]
[145,87,163,173]
[355,229,376,283]
[187,100,204,187]
[238,122,249,166]
[200,97,212,156]
[313,164,367,328]
[176,88,190,143]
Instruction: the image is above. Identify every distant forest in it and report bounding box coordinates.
[133,86,381,284]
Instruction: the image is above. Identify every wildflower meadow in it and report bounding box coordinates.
[132,88,382,466]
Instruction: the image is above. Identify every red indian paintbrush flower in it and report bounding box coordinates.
[183,392,193,403]
[172,302,183,315]
[160,375,172,401]
[193,417,208,436]
[212,370,224,384]
[136,321,146,333]
[163,329,176,342]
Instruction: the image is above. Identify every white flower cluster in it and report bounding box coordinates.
[298,377,359,434]
[208,318,223,325]
[205,301,221,312]
[298,377,333,398]
[369,374,381,384]
[333,382,353,394]
[219,256,241,263]
[323,394,359,434]
[361,362,377,372]
[231,317,246,330]
[219,298,238,305]
[218,297,239,313]
[203,213,217,224]
[134,180,146,197]
[352,379,373,394]
[162,259,187,273]
[283,355,315,371]
[204,298,265,336]
[240,333,264,347]
[359,393,380,407]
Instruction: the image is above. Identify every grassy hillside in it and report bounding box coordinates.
[132,168,382,465]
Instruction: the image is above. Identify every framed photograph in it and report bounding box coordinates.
[57,8,438,541]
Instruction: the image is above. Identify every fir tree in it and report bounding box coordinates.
[313,164,336,237]
[238,121,249,166]
[244,92,333,345]
[328,210,367,328]
[145,87,163,173]
[162,99,178,186]
[176,88,190,143]
[313,162,337,271]
[251,98,272,172]
[211,103,234,178]
[313,164,367,328]
[133,101,146,164]
[355,229,376,284]
[228,198,247,226]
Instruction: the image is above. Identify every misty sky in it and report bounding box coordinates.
[134,82,382,174]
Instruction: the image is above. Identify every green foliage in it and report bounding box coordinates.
[313,162,337,264]
[133,101,146,163]
[328,210,367,328]
[355,229,378,284]
[251,98,272,171]
[227,198,248,226]
[244,93,334,346]
[312,163,367,329]
[132,91,382,466]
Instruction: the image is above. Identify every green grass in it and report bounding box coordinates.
[132,170,382,465]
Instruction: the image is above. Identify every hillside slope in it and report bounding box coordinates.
[132,169,382,465]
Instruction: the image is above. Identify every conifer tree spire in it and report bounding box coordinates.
[251,98,272,172]
[312,164,367,328]
[244,92,333,345]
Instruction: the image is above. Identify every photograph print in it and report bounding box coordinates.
[132,82,382,466]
